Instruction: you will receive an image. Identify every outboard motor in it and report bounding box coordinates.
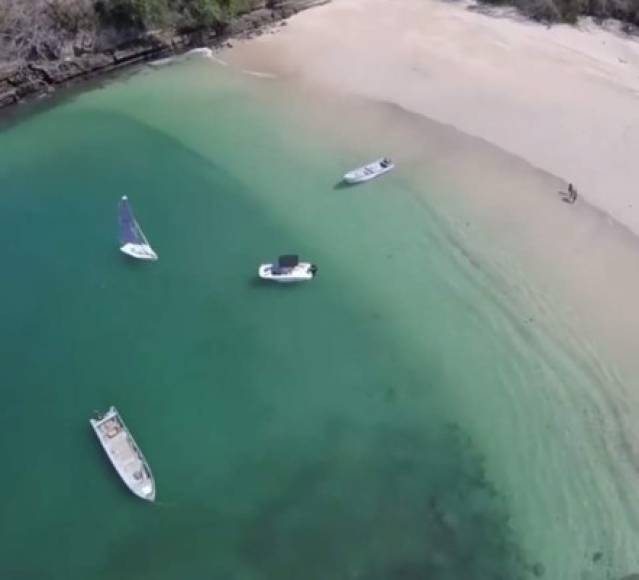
[310,264,318,277]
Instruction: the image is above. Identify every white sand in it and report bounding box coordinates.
[221,0,639,376]
[226,0,639,234]
[222,13,639,570]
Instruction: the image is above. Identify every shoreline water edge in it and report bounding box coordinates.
[225,0,639,237]
[0,0,327,112]
[2,10,639,578]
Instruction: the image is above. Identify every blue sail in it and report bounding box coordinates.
[118,196,146,246]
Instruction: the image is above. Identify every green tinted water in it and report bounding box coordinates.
[0,59,637,580]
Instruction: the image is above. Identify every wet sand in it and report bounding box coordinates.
[226,0,639,234]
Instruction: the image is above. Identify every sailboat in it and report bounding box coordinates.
[118,196,158,261]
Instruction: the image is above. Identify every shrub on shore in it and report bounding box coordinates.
[93,0,250,29]
[479,0,639,25]
[2,0,637,64]
[0,0,248,61]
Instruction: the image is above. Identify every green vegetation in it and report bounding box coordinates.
[2,0,636,66]
[94,0,236,29]
[0,0,255,61]
[479,0,639,26]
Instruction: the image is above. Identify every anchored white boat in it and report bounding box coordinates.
[90,406,156,501]
[343,157,394,184]
[118,196,158,261]
[259,255,318,283]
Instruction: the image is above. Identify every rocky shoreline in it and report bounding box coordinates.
[0,0,327,112]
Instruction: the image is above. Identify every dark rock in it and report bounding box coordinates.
[28,63,59,84]
[30,54,112,85]
[227,10,276,35]
[592,551,603,563]
[5,66,32,87]
[531,562,545,577]
[94,25,146,53]
[251,8,276,23]
[279,6,296,18]
[15,78,48,98]
[241,0,269,12]
[171,34,185,49]
[0,63,22,83]
[73,32,96,57]
[79,53,114,71]
[0,0,330,111]
[0,89,18,107]
[183,29,210,48]
[113,46,157,64]
[141,29,173,49]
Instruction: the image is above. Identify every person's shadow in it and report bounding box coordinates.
[558,190,576,204]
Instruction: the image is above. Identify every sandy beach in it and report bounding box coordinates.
[227,0,639,234]
[221,7,639,574]
[223,0,639,431]
[223,0,639,400]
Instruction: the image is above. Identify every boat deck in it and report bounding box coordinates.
[98,417,148,482]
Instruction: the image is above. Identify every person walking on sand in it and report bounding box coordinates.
[565,183,578,204]
[558,183,578,204]
[568,183,578,203]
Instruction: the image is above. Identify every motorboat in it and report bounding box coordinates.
[343,157,394,184]
[258,255,318,283]
[90,407,156,501]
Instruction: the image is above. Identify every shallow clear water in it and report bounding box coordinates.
[0,58,637,580]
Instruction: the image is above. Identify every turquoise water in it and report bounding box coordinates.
[0,59,637,579]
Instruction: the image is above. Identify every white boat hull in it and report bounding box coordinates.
[90,407,156,501]
[120,243,158,261]
[259,262,316,283]
[343,158,395,184]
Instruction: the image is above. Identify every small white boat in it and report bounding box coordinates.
[258,255,318,283]
[343,157,394,184]
[90,406,156,502]
[118,196,158,261]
